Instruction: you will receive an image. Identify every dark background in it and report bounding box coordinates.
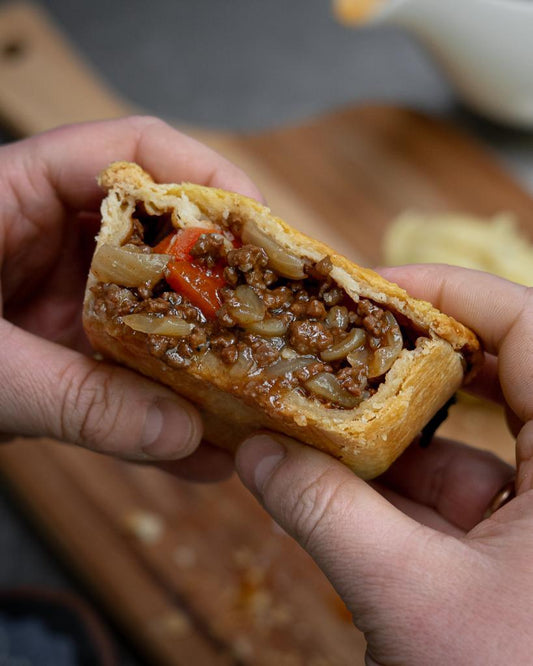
[0,1,532,663]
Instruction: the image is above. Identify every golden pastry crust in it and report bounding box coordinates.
[83,162,482,479]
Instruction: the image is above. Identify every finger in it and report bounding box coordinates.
[0,320,202,461]
[380,265,533,453]
[379,437,514,530]
[1,115,263,217]
[462,353,505,405]
[236,433,438,610]
[516,421,533,493]
[465,363,523,441]
[2,210,98,339]
[378,264,528,357]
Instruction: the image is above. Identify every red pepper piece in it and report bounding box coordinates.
[154,226,239,318]
[166,260,225,319]
[154,227,215,260]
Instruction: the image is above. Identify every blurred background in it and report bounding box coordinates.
[5,0,454,130]
[2,0,533,179]
[0,1,532,665]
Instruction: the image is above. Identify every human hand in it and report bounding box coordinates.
[0,116,261,480]
[236,264,532,665]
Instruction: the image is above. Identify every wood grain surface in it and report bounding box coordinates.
[0,2,527,665]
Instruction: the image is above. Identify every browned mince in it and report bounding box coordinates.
[92,222,416,409]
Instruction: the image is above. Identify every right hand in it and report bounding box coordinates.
[236,265,533,665]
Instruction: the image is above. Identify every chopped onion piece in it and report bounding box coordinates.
[241,221,306,280]
[246,318,288,337]
[347,347,369,368]
[230,285,266,324]
[121,243,149,253]
[265,355,315,378]
[305,372,361,409]
[367,312,403,377]
[197,350,222,375]
[229,348,256,378]
[92,244,170,287]
[122,313,193,336]
[325,306,349,330]
[320,328,366,362]
[280,347,298,360]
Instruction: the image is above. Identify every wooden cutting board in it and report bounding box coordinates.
[0,3,527,665]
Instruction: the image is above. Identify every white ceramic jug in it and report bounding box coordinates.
[336,0,533,128]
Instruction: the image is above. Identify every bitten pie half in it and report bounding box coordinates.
[83,162,482,479]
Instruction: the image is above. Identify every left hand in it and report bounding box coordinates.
[0,115,261,481]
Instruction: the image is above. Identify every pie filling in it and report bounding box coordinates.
[90,208,423,410]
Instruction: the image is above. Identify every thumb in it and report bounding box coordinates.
[237,434,493,665]
[236,433,450,613]
[0,321,202,459]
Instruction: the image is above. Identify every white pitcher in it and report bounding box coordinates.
[336,0,533,128]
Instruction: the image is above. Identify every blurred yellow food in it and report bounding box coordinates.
[333,0,385,24]
[383,211,533,286]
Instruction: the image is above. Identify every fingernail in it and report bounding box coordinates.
[240,434,286,495]
[141,398,199,459]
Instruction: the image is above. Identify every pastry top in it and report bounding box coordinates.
[98,161,482,378]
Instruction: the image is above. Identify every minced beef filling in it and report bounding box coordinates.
[92,220,412,409]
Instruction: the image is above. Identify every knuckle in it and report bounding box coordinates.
[133,115,175,148]
[287,469,350,550]
[58,360,125,451]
